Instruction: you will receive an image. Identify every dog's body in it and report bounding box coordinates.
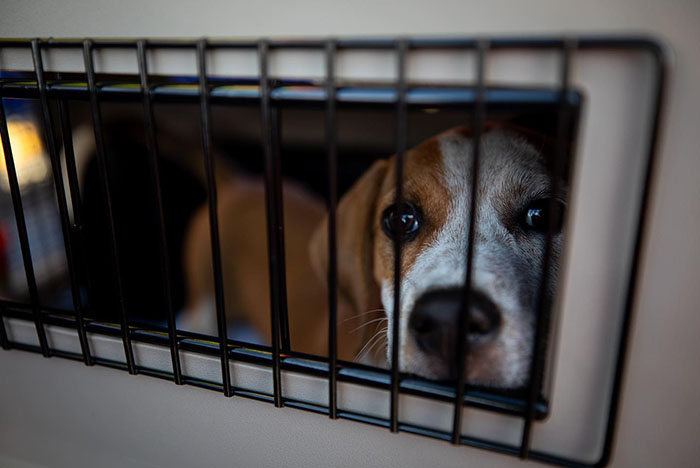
[183,125,565,388]
[181,172,368,361]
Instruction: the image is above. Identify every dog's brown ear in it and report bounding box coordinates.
[309,159,388,316]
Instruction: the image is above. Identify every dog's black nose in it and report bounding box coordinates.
[409,288,500,371]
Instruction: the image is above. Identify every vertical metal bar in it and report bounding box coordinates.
[258,40,283,407]
[390,39,408,433]
[82,39,136,374]
[0,311,8,349]
[0,304,10,349]
[271,106,291,353]
[520,39,574,458]
[0,99,50,356]
[31,39,93,366]
[196,39,232,397]
[57,96,95,323]
[596,46,667,468]
[452,39,488,444]
[325,39,339,419]
[56,102,82,223]
[137,40,183,385]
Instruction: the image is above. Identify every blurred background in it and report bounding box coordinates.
[0,1,698,467]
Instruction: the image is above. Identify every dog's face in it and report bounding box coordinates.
[311,125,566,389]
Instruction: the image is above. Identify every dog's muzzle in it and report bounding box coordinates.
[409,288,501,379]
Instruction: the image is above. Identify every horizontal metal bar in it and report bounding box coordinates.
[0,299,73,316]
[0,81,583,107]
[2,307,547,418]
[0,36,665,55]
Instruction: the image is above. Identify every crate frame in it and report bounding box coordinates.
[0,36,667,467]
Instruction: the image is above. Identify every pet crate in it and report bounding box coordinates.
[0,36,666,467]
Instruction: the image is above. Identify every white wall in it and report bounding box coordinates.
[1,1,699,467]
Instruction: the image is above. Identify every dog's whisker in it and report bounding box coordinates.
[354,327,386,363]
[355,326,388,363]
[360,328,388,363]
[354,334,381,363]
[367,328,387,354]
[371,336,388,362]
[341,309,386,324]
[348,317,387,334]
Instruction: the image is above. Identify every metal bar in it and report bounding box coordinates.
[0,36,666,53]
[196,39,232,397]
[259,40,283,407]
[0,100,50,357]
[0,39,253,50]
[593,44,668,468]
[389,39,408,433]
[82,39,136,374]
[0,299,71,316]
[271,105,291,352]
[519,39,574,458]
[138,39,183,385]
[56,96,96,324]
[0,306,9,349]
[0,83,574,107]
[31,39,93,366]
[451,39,488,444]
[325,39,339,419]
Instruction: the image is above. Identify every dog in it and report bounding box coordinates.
[182,123,566,389]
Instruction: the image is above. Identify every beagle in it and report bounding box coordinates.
[182,124,566,389]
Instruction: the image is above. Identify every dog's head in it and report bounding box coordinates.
[310,125,566,388]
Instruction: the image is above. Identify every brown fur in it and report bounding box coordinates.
[184,170,374,360]
[372,135,452,283]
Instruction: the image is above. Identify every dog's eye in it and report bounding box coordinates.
[382,202,421,241]
[522,198,565,233]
